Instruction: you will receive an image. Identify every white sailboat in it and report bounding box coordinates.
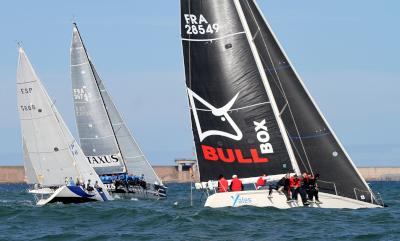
[70,23,166,199]
[180,0,384,209]
[17,47,113,205]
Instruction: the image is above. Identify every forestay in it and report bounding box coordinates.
[17,48,106,189]
[71,24,162,185]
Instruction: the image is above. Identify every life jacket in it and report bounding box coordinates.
[256,176,265,188]
[231,178,243,192]
[289,177,301,188]
[218,178,229,192]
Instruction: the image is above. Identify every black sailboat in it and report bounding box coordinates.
[181,0,383,208]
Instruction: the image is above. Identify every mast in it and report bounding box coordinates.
[72,23,128,174]
[233,0,301,175]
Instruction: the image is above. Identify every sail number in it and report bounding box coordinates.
[20,104,36,111]
[20,88,32,94]
[184,14,219,35]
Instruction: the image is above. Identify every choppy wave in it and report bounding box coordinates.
[0,182,399,241]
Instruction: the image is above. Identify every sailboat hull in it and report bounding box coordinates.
[105,183,167,199]
[34,185,110,206]
[204,190,382,209]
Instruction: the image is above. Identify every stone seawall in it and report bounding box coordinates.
[1,166,400,183]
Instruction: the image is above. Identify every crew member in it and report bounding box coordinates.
[309,174,322,204]
[86,179,94,191]
[290,174,308,205]
[290,174,301,200]
[256,174,267,190]
[218,174,229,192]
[301,172,311,199]
[230,175,244,192]
[68,177,75,186]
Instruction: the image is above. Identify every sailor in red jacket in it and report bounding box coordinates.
[218,174,229,192]
[289,174,301,200]
[290,174,309,205]
[230,175,244,192]
[256,174,267,190]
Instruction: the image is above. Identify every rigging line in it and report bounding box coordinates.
[286,128,311,174]
[279,103,288,116]
[245,1,313,172]
[189,101,270,112]
[256,49,286,97]
[182,31,245,42]
[289,132,330,140]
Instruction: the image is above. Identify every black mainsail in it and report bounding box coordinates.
[181,0,299,182]
[181,0,379,205]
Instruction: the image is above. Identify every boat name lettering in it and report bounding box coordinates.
[201,145,268,163]
[87,155,119,165]
[184,14,219,35]
[254,119,274,154]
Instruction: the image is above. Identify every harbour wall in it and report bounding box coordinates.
[0,166,400,183]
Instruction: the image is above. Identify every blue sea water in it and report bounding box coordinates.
[0,182,399,241]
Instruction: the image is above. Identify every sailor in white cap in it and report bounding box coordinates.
[230,174,243,191]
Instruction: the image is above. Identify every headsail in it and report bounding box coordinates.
[22,137,37,184]
[237,0,378,203]
[16,47,107,191]
[71,24,162,185]
[181,0,297,182]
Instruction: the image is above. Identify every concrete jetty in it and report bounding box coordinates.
[0,165,400,183]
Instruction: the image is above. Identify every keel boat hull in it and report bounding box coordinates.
[204,190,382,209]
[34,186,110,206]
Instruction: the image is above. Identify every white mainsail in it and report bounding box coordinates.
[71,24,162,185]
[17,47,109,193]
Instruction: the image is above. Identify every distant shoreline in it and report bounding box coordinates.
[1,166,400,183]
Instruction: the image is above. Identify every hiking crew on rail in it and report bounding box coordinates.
[216,172,322,204]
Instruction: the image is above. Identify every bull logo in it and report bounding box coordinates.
[187,88,243,142]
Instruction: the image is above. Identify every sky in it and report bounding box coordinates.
[0,1,399,167]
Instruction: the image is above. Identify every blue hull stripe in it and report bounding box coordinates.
[67,186,95,198]
[97,189,108,201]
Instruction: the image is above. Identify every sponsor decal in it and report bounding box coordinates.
[202,145,268,163]
[86,154,120,168]
[230,194,252,207]
[187,88,243,142]
[187,88,274,164]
